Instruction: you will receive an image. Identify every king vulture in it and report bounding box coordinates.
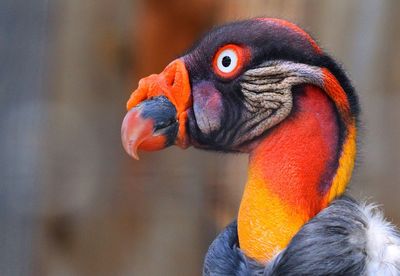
[121,18,400,275]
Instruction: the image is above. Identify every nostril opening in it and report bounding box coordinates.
[139,96,178,132]
[154,118,178,132]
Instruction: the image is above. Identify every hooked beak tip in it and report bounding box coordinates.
[121,133,138,161]
[122,129,140,160]
[121,108,151,160]
[121,97,179,160]
[128,143,140,160]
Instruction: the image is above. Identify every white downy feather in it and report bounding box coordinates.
[361,203,400,275]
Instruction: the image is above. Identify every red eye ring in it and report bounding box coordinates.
[212,44,250,79]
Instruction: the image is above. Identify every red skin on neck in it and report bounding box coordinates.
[238,85,340,262]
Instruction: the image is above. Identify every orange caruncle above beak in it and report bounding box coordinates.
[121,59,192,159]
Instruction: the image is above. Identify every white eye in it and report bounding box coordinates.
[216,49,238,74]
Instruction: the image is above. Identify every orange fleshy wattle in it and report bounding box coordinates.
[126,59,192,148]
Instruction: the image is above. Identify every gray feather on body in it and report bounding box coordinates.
[204,196,400,276]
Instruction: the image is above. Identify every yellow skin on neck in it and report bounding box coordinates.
[237,85,357,263]
[238,173,308,261]
[238,126,356,262]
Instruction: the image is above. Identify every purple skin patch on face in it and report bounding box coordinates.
[192,81,224,135]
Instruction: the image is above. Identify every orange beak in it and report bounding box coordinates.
[121,59,192,159]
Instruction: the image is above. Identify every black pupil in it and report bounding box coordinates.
[222,56,231,67]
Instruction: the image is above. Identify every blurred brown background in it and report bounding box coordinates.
[1,0,399,275]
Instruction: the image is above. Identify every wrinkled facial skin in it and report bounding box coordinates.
[182,19,321,152]
[122,18,360,156]
[187,79,246,151]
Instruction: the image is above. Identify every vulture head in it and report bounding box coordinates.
[121,18,360,263]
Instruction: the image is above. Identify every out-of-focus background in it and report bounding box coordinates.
[1,0,399,275]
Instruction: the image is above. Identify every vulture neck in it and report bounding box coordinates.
[238,85,353,263]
